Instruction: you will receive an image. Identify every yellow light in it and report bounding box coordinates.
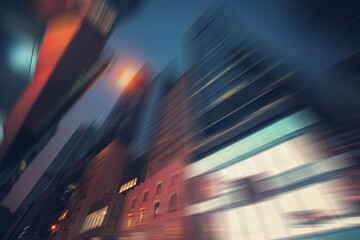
[116,66,138,90]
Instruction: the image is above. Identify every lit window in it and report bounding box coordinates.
[143,191,149,202]
[19,160,27,172]
[127,215,133,229]
[80,206,108,233]
[156,183,162,194]
[58,210,68,221]
[119,178,138,193]
[139,210,146,224]
[154,202,160,217]
[131,198,137,208]
[169,194,178,211]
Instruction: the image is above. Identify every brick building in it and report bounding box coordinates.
[118,75,192,240]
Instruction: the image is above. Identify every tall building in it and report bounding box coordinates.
[53,139,129,240]
[118,64,177,195]
[51,65,148,240]
[118,73,192,239]
[3,120,100,240]
[4,64,148,239]
[183,2,360,239]
[0,0,143,202]
[0,0,44,114]
[0,206,13,237]
[130,63,176,159]
[15,120,100,216]
[97,65,148,145]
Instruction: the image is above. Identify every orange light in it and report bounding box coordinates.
[50,224,57,231]
[116,66,140,90]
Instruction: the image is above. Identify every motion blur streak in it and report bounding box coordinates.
[1,0,360,240]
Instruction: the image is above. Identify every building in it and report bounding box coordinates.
[0,0,44,114]
[130,63,176,159]
[118,64,177,196]
[3,120,101,240]
[0,0,142,202]
[183,2,360,239]
[16,120,101,216]
[51,64,148,240]
[53,139,129,240]
[0,206,13,237]
[97,65,148,145]
[118,74,192,240]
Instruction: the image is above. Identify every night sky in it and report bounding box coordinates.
[2,0,215,212]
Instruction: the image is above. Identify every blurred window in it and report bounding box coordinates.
[169,194,178,211]
[143,191,149,202]
[131,198,137,208]
[154,202,160,217]
[156,183,162,194]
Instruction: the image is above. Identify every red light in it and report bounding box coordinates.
[50,224,57,231]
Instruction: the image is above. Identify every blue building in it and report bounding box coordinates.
[183,2,360,239]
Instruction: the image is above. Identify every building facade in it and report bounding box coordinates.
[51,63,148,240]
[183,2,360,239]
[0,0,142,202]
[118,75,192,240]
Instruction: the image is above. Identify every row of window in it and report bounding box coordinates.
[127,194,178,229]
[119,178,138,193]
[80,206,108,233]
[129,174,179,208]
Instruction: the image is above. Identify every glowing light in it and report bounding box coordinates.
[50,224,57,231]
[116,66,139,90]
[9,39,36,78]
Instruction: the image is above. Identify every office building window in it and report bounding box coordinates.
[154,202,160,217]
[156,183,162,194]
[169,194,178,211]
[139,210,146,224]
[143,191,149,202]
[131,197,137,208]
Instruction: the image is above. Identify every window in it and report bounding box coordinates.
[119,178,138,193]
[172,174,178,185]
[169,194,178,211]
[156,183,162,194]
[80,206,108,233]
[139,210,145,224]
[154,202,160,217]
[58,210,68,221]
[143,191,149,202]
[131,198,137,208]
[127,215,133,229]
